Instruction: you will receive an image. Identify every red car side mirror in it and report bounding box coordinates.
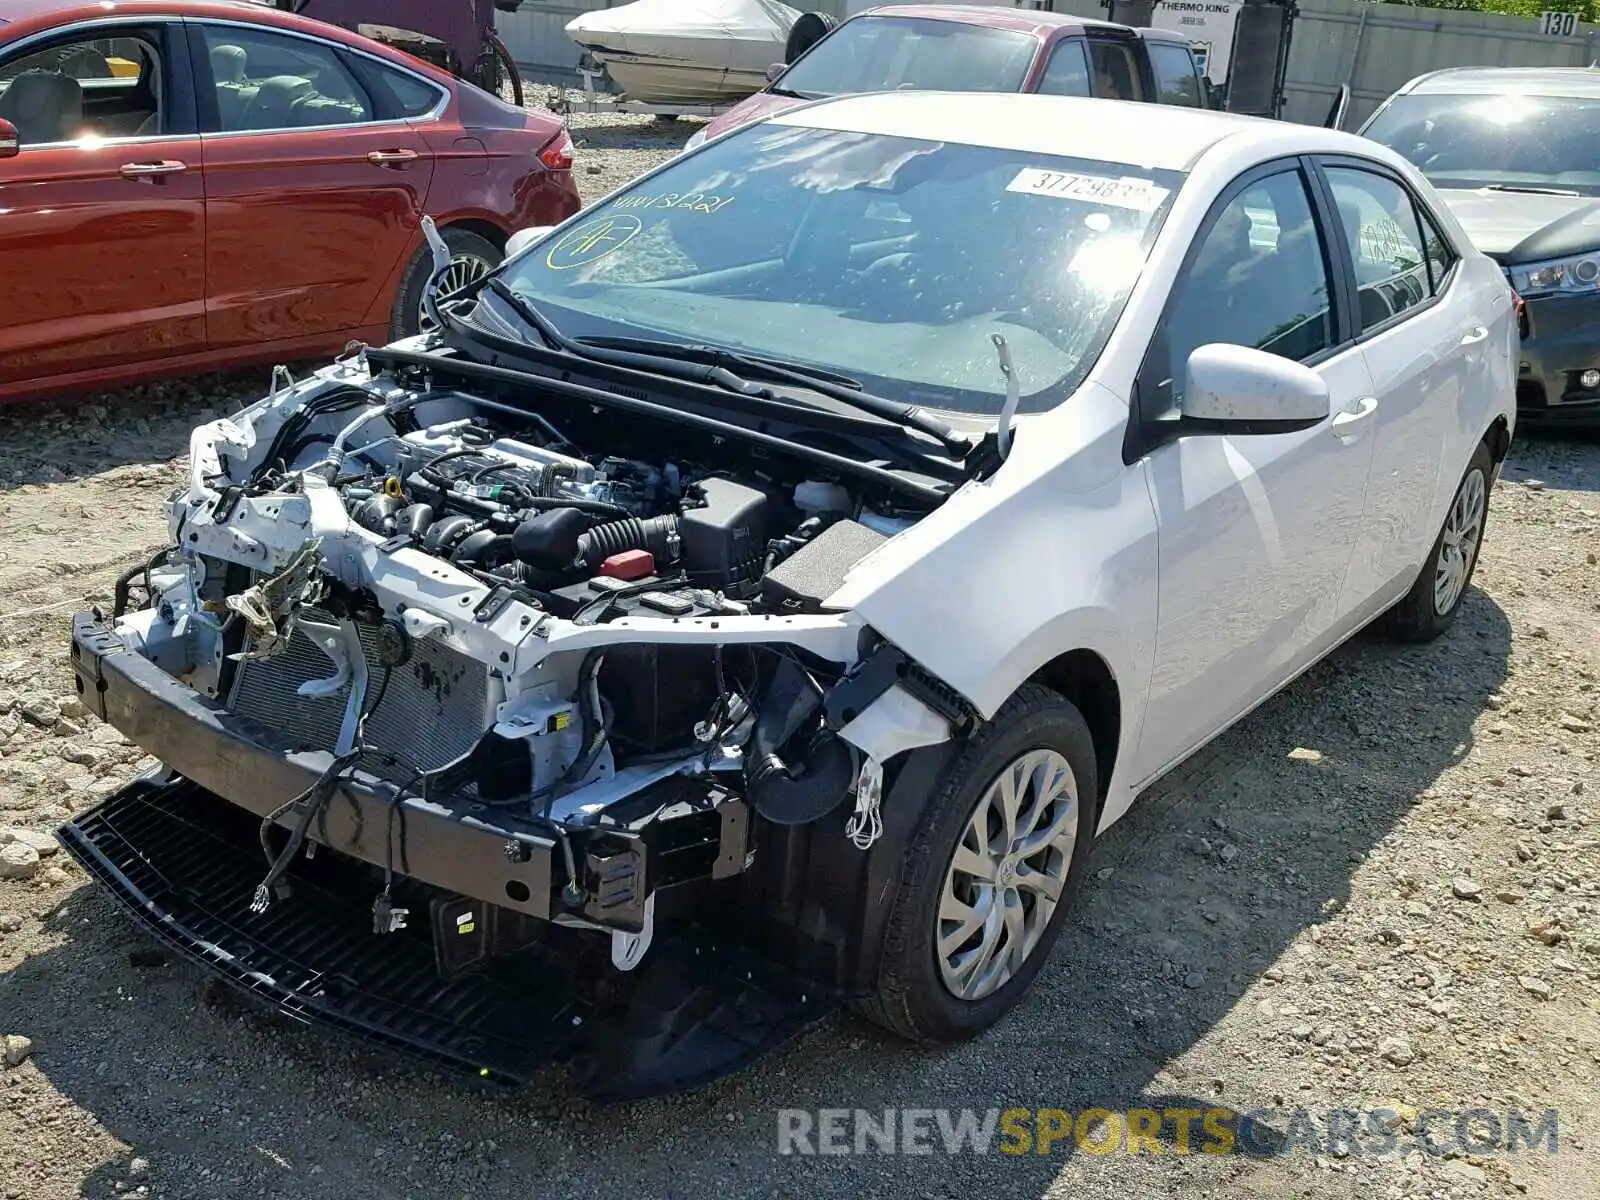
[0,118,18,159]
[765,62,784,83]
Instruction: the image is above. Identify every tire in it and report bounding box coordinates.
[851,683,1097,1043]
[389,228,502,341]
[784,12,836,65]
[471,48,503,99]
[486,34,525,108]
[1381,439,1494,643]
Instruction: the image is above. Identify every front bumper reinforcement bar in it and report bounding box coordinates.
[59,611,835,1098]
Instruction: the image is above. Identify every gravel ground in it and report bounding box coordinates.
[3,114,1600,1200]
[562,92,701,202]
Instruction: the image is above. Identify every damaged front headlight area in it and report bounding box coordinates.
[77,352,964,1000]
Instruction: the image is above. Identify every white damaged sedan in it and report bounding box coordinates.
[60,92,1516,1098]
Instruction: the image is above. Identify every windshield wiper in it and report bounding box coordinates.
[768,85,820,100]
[475,278,771,397]
[579,335,862,387]
[1483,183,1581,197]
[576,334,970,455]
[481,275,565,348]
[456,281,969,456]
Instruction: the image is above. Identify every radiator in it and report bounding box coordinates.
[226,611,492,784]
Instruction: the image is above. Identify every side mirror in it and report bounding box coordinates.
[1180,343,1330,431]
[765,62,785,82]
[0,118,17,159]
[505,225,555,259]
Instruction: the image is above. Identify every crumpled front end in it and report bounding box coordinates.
[59,348,967,1095]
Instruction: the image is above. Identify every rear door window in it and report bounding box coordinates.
[1148,42,1203,107]
[1034,39,1091,98]
[1323,166,1433,330]
[1087,39,1146,102]
[195,23,374,131]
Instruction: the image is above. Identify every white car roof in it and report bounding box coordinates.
[1402,66,1600,99]
[765,91,1388,174]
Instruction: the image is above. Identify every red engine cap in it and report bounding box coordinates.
[598,549,655,580]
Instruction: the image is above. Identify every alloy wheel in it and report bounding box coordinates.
[418,252,494,333]
[1434,467,1486,616]
[937,748,1079,1002]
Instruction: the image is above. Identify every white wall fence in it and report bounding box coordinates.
[496,0,616,89]
[1282,0,1600,128]
[495,0,1600,124]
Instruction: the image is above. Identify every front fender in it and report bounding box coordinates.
[827,383,1158,808]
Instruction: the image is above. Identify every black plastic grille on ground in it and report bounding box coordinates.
[57,778,837,1100]
[57,778,582,1085]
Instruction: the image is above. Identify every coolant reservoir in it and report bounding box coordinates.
[794,480,851,516]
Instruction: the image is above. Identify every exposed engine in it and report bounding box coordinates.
[132,375,933,851]
[317,401,915,616]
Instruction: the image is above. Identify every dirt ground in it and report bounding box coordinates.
[2,114,1600,1200]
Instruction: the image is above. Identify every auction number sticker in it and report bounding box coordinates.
[1006,168,1170,212]
[545,214,643,271]
[613,191,736,214]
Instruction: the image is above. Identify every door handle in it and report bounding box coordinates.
[1460,325,1489,346]
[1329,395,1378,438]
[119,159,187,179]
[367,148,419,165]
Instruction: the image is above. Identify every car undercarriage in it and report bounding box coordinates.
[57,341,978,1098]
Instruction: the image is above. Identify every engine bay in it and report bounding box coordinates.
[335,407,914,621]
[61,356,982,1092]
[96,359,966,966]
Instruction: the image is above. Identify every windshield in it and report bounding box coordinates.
[776,16,1038,99]
[1363,92,1600,195]
[495,123,1182,417]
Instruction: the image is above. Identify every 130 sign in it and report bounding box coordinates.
[1540,9,1580,36]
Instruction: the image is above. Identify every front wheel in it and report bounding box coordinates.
[390,228,502,341]
[1381,440,1494,642]
[851,684,1097,1043]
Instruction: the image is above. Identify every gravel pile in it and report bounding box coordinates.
[1,116,1598,1199]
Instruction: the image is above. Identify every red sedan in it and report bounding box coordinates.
[0,0,581,402]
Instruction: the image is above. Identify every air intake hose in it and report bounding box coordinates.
[574,514,680,570]
[423,514,478,554]
[745,657,855,826]
[451,529,513,568]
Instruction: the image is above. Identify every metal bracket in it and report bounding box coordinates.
[473,586,517,625]
[822,641,973,733]
[610,892,656,972]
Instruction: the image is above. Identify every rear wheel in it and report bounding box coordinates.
[851,684,1096,1043]
[390,228,502,341]
[1381,440,1493,642]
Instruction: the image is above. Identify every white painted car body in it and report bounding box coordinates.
[152,92,1517,846]
[761,94,1516,831]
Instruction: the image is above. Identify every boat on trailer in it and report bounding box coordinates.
[565,0,802,107]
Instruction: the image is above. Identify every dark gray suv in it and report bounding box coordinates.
[1361,67,1600,426]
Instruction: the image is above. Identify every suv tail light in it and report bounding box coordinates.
[539,129,574,171]
[1512,289,1528,338]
